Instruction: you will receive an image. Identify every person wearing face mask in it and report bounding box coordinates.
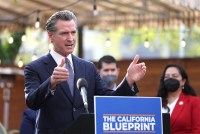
[156,64,200,134]
[98,55,119,90]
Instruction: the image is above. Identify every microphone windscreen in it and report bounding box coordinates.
[76,78,88,90]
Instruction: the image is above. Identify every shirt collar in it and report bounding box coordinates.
[50,49,73,66]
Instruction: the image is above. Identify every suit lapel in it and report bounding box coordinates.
[43,53,57,75]
[72,55,85,87]
[71,55,86,103]
[44,53,73,102]
[170,93,188,127]
[60,81,73,102]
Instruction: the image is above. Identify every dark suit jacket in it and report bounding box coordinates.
[170,93,200,134]
[24,53,138,134]
[20,108,37,134]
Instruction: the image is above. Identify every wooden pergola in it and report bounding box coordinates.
[0,0,200,31]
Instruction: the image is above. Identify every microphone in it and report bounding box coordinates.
[76,78,89,113]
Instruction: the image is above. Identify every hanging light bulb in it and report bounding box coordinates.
[181,38,186,47]
[105,38,111,47]
[93,0,98,16]
[18,58,24,68]
[32,53,38,61]
[144,38,149,48]
[21,34,26,42]
[144,31,149,48]
[35,10,40,28]
[21,17,27,41]
[8,36,14,44]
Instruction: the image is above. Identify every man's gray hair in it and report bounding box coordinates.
[46,10,77,33]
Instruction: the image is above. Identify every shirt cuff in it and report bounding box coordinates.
[131,84,138,96]
[48,83,56,96]
[50,89,55,95]
[131,86,135,92]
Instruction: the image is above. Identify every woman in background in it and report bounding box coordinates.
[157,64,200,134]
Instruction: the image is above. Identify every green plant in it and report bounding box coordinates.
[0,31,23,65]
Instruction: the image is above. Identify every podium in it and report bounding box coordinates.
[64,114,94,134]
[163,113,171,134]
[64,113,170,134]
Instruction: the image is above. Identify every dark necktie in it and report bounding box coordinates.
[66,58,74,96]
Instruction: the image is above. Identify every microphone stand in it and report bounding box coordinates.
[84,103,89,114]
[80,87,89,114]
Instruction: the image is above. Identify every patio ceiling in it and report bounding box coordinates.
[0,0,200,31]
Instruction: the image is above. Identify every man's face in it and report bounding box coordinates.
[48,19,76,57]
[99,62,119,79]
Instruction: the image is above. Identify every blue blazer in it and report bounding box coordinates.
[24,53,138,134]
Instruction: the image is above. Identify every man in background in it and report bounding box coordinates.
[98,55,120,90]
[19,108,37,134]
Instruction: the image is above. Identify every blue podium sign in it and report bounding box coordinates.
[94,96,162,134]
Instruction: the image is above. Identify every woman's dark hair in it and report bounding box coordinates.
[156,64,196,111]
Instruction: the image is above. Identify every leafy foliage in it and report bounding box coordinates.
[0,31,23,65]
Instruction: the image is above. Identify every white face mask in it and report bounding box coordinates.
[102,75,118,88]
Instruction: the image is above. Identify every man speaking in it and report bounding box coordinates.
[24,10,146,134]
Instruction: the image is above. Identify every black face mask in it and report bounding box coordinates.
[164,78,180,92]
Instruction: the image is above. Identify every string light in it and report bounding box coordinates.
[93,0,98,16]
[21,34,26,42]
[18,58,24,68]
[144,39,149,48]
[35,10,40,28]
[181,38,186,47]
[8,37,13,44]
[105,38,111,47]
[144,31,149,48]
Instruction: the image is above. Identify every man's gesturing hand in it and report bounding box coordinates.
[125,55,146,86]
[50,58,69,89]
